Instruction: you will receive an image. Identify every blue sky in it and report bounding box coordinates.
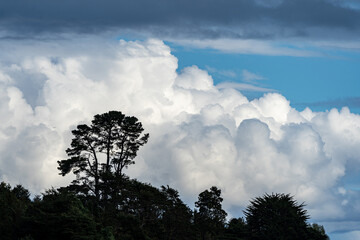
[1,1,360,239]
[168,42,360,114]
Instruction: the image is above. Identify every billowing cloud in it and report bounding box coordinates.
[0,38,360,236]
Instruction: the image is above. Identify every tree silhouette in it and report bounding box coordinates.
[23,188,97,240]
[224,217,248,239]
[244,193,309,240]
[307,223,329,240]
[195,186,227,240]
[0,180,331,240]
[160,185,194,240]
[57,111,149,209]
[0,182,31,240]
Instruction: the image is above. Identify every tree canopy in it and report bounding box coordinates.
[244,193,328,240]
[195,186,227,240]
[57,111,149,207]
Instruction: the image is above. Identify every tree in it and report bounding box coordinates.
[0,182,31,240]
[244,193,310,240]
[22,188,97,240]
[160,185,194,240]
[195,186,227,240]
[57,111,149,209]
[223,217,248,240]
[307,223,329,240]
[119,178,166,238]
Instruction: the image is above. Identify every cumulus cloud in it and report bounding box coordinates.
[0,38,360,236]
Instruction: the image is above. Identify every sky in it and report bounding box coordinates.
[0,0,360,239]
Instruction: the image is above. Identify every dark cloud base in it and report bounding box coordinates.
[1,0,360,40]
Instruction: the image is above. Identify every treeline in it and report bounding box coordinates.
[0,180,328,240]
[0,111,330,240]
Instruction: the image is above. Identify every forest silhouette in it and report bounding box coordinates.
[0,111,329,240]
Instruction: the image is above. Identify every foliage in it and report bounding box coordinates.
[0,182,31,240]
[22,188,97,240]
[244,193,309,240]
[57,111,149,209]
[160,185,194,240]
[0,182,331,240]
[222,218,248,240]
[195,186,227,240]
[307,223,330,240]
[110,178,166,239]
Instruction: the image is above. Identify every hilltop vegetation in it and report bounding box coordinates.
[0,111,329,240]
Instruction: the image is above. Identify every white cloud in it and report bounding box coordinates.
[216,82,275,92]
[242,69,265,83]
[170,38,322,57]
[0,38,359,231]
[175,65,215,91]
[205,66,237,78]
[312,39,360,50]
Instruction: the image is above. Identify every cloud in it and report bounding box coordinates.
[242,69,266,83]
[296,97,360,110]
[1,0,360,42]
[0,39,360,234]
[171,38,322,57]
[2,1,359,58]
[205,66,237,79]
[216,82,275,92]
